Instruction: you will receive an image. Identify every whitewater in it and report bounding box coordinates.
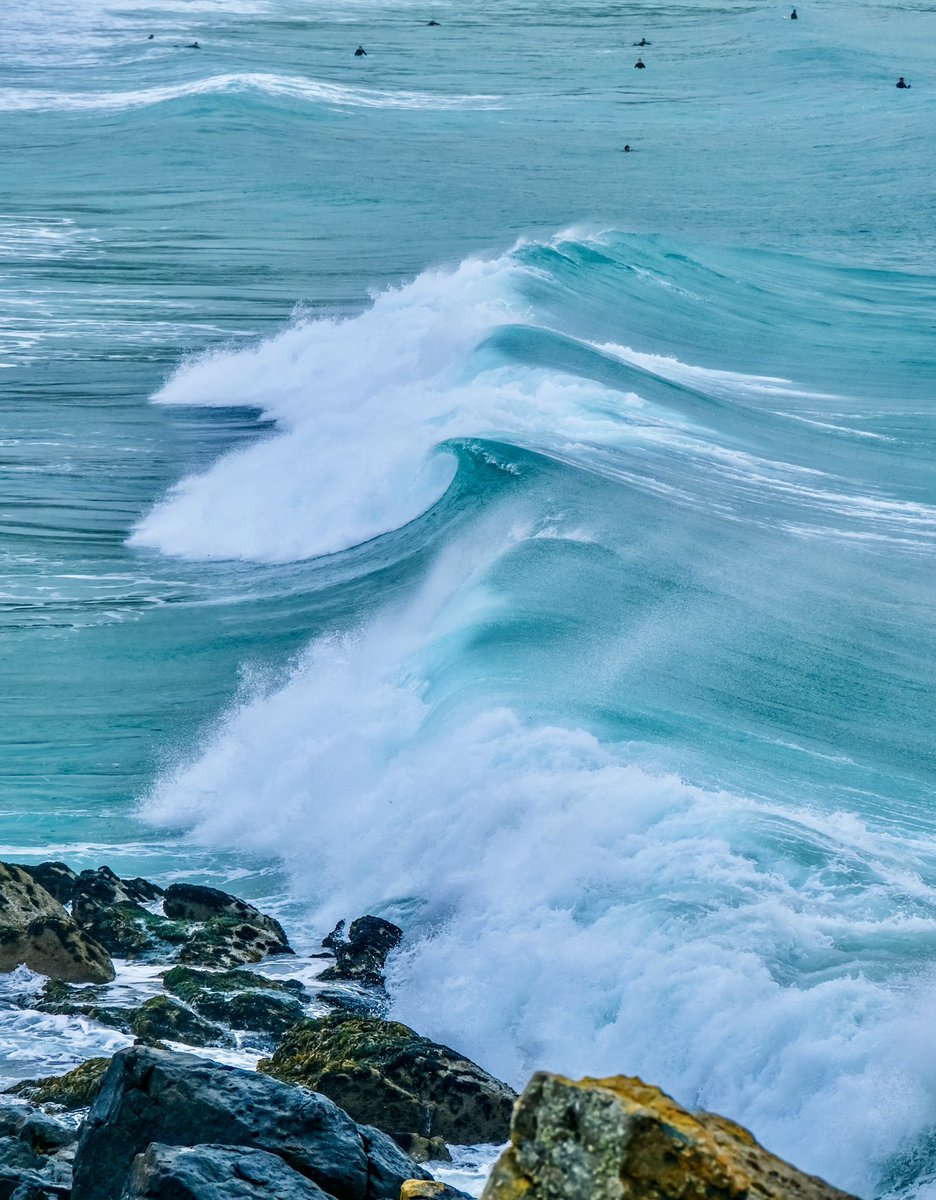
[2,0,935,1197]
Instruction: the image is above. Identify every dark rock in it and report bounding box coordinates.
[162,885,289,945]
[0,863,115,984]
[177,918,292,969]
[160,965,305,1037]
[71,1045,430,1200]
[0,1138,41,1173]
[0,1169,71,1200]
[0,1112,27,1141]
[8,1058,111,1110]
[320,921,345,952]
[72,871,187,961]
[258,1014,516,1148]
[121,1143,337,1199]
[204,991,304,1039]
[130,997,224,1048]
[123,878,164,904]
[71,868,137,928]
[318,917,401,989]
[17,865,76,908]
[16,1116,76,1155]
[481,1072,858,1200]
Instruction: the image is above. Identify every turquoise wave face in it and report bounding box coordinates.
[2,1,936,1196]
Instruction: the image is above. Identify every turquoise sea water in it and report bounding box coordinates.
[2,0,936,1194]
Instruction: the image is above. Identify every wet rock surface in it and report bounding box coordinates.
[121,1143,337,1200]
[161,966,306,1038]
[130,996,225,1048]
[0,863,115,985]
[259,1013,516,1148]
[17,865,77,909]
[0,1100,76,1200]
[71,1045,430,1200]
[482,1072,858,1200]
[319,917,401,989]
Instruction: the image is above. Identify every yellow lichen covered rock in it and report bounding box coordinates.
[481,1072,857,1200]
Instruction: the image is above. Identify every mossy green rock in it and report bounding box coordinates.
[258,1014,516,1147]
[8,1057,110,1109]
[161,965,306,1037]
[177,917,293,969]
[131,996,225,1048]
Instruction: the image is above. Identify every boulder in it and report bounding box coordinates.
[481,1072,857,1200]
[71,869,186,960]
[161,965,305,1037]
[319,917,401,989]
[71,1045,430,1200]
[162,885,290,946]
[120,1143,335,1200]
[0,863,115,984]
[17,865,77,908]
[258,1014,516,1148]
[7,1058,111,1110]
[130,996,225,1048]
[176,918,292,968]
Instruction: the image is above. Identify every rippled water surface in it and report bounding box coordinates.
[1,1,935,1195]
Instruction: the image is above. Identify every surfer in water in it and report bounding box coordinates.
[635,57,646,68]
[355,44,367,56]
[790,8,798,19]
[634,38,650,46]
[187,41,200,48]
[896,76,910,88]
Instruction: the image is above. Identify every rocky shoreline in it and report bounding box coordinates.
[0,861,859,1200]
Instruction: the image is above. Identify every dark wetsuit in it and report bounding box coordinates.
[634,58,646,68]
[896,77,910,88]
[354,45,367,56]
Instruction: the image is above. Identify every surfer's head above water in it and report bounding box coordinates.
[635,58,646,68]
[355,45,367,56]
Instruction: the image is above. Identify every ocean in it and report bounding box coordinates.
[1,0,935,1194]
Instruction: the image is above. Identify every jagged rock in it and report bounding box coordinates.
[0,863,115,984]
[319,917,401,989]
[258,1014,516,1148]
[162,885,290,945]
[321,921,345,951]
[71,1045,431,1200]
[8,1058,111,1110]
[120,1143,336,1199]
[481,1072,857,1200]
[401,1184,473,1200]
[17,865,77,908]
[71,870,186,960]
[130,997,224,1048]
[123,878,164,904]
[177,918,292,969]
[161,966,305,1037]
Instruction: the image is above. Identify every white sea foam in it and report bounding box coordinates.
[0,73,502,114]
[142,527,936,1198]
[130,252,656,562]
